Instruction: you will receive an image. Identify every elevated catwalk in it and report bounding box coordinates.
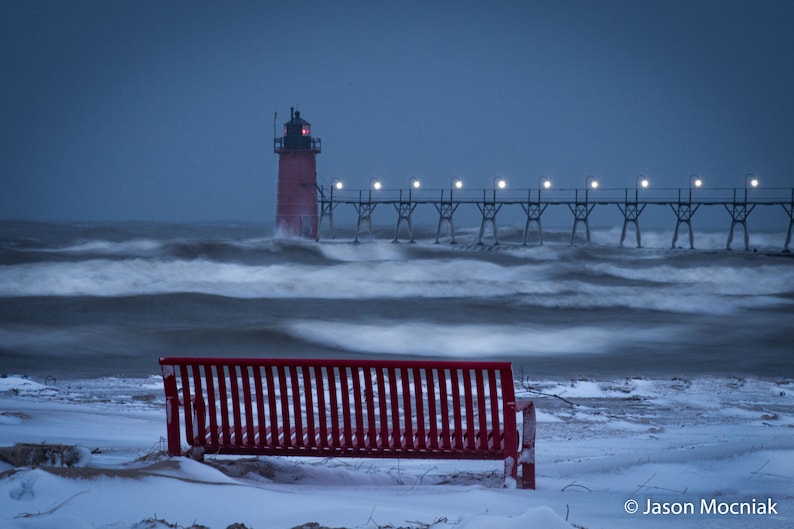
[315,185,794,252]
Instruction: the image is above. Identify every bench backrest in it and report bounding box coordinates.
[160,357,518,459]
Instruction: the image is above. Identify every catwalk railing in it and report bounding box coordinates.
[315,186,794,251]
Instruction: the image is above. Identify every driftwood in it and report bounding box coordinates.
[0,443,88,467]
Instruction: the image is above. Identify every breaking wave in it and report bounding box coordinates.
[2,221,793,378]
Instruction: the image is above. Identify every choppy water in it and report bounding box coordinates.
[1,221,792,379]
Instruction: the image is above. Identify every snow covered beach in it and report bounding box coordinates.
[1,222,793,528]
[1,374,792,529]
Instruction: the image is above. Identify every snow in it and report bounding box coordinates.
[1,374,793,529]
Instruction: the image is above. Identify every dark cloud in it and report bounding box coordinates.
[2,0,793,227]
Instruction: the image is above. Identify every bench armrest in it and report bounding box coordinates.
[516,398,534,412]
[516,399,536,489]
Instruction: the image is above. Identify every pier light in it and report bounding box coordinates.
[690,174,703,189]
[450,177,463,200]
[685,174,703,203]
[490,177,507,202]
[743,173,759,204]
[583,175,599,204]
[536,176,551,205]
[634,175,649,203]
[367,178,381,203]
[407,177,420,204]
[331,178,343,190]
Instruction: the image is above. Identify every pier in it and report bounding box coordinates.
[315,180,794,252]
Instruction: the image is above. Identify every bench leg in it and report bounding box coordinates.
[162,366,183,457]
[185,445,205,462]
[520,401,536,489]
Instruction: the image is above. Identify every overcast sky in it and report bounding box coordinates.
[2,0,793,228]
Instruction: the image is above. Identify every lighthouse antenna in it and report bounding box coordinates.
[273,111,277,144]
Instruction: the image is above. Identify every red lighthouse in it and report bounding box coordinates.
[274,108,321,237]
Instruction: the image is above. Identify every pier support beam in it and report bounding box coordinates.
[783,203,794,253]
[521,203,547,245]
[477,202,502,245]
[317,195,338,241]
[434,201,459,244]
[393,201,417,243]
[569,203,595,244]
[725,203,755,251]
[353,202,376,243]
[618,203,646,248]
[670,203,700,249]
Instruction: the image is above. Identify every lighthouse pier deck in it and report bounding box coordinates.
[316,185,794,251]
[270,111,791,250]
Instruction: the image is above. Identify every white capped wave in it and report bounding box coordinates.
[576,226,790,250]
[0,257,556,299]
[13,234,299,260]
[1,247,792,316]
[315,240,417,262]
[514,283,790,314]
[586,262,794,296]
[29,239,164,256]
[281,320,638,357]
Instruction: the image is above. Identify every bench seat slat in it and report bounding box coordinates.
[426,368,438,450]
[475,370,487,451]
[229,366,243,446]
[463,369,475,450]
[450,370,463,449]
[204,365,219,447]
[302,366,316,448]
[375,368,388,450]
[364,367,377,447]
[488,370,501,451]
[327,368,340,448]
[315,367,328,448]
[253,369,267,448]
[352,367,365,448]
[339,368,353,447]
[387,367,400,449]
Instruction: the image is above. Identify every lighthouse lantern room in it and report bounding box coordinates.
[274,108,321,238]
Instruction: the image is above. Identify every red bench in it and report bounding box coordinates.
[159,357,536,489]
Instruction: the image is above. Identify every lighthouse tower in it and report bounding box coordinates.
[274,108,321,238]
